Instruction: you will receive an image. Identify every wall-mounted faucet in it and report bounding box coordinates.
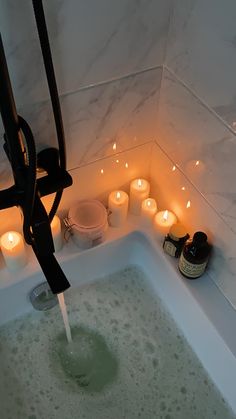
[0,0,73,294]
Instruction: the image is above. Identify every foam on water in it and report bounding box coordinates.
[0,265,235,419]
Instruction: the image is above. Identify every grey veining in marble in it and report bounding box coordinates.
[166,0,236,130]
[0,0,171,107]
[0,67,162,175]
[60,67,161,169]
[150,141,236,310]
[157,68,236,235]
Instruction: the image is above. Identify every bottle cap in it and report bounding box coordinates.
[193,231,207,243]
[169,223,188,241]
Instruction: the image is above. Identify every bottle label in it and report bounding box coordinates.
[179,253,207,278]
[164,241,176,257]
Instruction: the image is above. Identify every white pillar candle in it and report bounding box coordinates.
[108,190,129,227]
[141,198,157,225]
[129,178,150,215]
[51,215,63,252]
[0,231,27,271]
[153,210,177,236]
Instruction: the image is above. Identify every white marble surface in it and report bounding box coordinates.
[0,141,152,235]
[0,0,171,107]
[150,142,236,310]
[166,0,236,129]
[9,67,161,171]
[157,68,236,236]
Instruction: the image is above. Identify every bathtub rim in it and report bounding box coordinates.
[0,224,236,414]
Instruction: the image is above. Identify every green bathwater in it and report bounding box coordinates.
[0,266,235,419]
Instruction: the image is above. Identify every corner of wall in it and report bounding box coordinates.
[151,65,236,310]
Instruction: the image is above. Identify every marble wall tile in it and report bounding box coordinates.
[0,142,152,235]
[46,141,153,216]
[9,67,161,170]
[0,0,171,107]
[0,67,160,226]
[150,142,236,309]
[166,0,236,129]
[157,68,236,235]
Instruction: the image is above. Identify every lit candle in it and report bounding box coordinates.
[50,215,63,252]
[108,190,129,227]
[0,231,27,271]
[153,210,177,236]
[141,198,157,225]
[129,178,150,215]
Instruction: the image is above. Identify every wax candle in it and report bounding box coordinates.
[108,190,129,227]
[0,231,27,271]
[50,215,63,252]
[129,178,150,215]
[153,210,177,236]
[141,198,157,225]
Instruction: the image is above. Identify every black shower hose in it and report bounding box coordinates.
[18,116,37,245]
[31,0,67,223]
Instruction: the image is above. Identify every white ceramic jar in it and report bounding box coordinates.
[68,200,108,249]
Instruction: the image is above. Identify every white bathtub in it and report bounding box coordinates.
[1,220,236,413]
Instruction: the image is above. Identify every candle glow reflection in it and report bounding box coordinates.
[163,210,169,221]
[116,191,121,201]
[8,233,14,244]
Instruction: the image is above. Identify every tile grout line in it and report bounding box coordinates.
[153,139,236,236]
[68,140,154,173]
[24,65,164,109]
[164,65,236,137]
[60,64,163,98]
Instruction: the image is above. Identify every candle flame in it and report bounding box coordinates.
[116,159,119,163]
[163,210,169,221]
[138,179,142,187]
[125,162,128,168]
[100,169,104,174]
[116,191,121,200]
[8,233,14,243]
[172,165,176,172]
[186,200,191,208]
[181,186,186,191]
[195,160,200,166]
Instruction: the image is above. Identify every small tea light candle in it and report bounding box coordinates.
[0,231,27,271]
[50,215,63,252]
[108,190,129,227]
[129,178,150,215]
[141,198,157,225]
[154,210,177,236]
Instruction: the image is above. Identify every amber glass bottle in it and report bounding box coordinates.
[179,232,211,279]
[163,223,189,258]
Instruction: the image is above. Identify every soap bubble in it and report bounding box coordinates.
[53,326,118,392]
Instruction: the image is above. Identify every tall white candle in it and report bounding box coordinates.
[108,190,129,227]
[141,198,157,225]
[0,231,27,271]
[50,215,63,252]
[129,178,150,215]
[153,210,177,236]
